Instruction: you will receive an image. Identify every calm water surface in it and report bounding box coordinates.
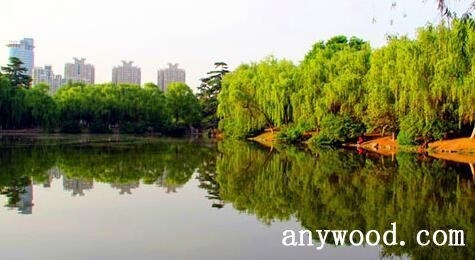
[0,135,473,259]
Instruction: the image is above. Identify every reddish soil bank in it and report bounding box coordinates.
[429,138,475,167]
[429,138,475,154]
[359,136,398,156]
[250,131,475,165]
[248,130,278,148]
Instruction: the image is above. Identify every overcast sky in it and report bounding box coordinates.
[1,0,473,89]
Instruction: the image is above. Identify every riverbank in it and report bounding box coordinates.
[248,130,277,147]
[249,130,475,165]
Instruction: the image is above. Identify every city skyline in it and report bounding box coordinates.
[9,38,187,90]
[1,0,473,89]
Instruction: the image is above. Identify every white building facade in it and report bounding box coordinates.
[64,58,95,84]
[33,65,64,94]
[112,61,141,85]
[157,63,186,91]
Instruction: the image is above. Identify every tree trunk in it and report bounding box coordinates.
[470,164,474,181]
[471,126,475,139]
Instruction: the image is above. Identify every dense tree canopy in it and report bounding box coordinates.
[218,57,296,137]
[366,18,475,143]
[218,19,475,143]
[55,83,170,133]
[165,82,201,130]
[0,61,201,135]
[1,57,32,88]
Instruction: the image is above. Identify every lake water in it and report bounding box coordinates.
[0,135,473,259]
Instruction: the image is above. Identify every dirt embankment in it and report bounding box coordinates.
[359,136,398,156]
[249,129,475,166]
[428,138,475,165]
[359,136,475,164]
[429,138,475,154]
[248,130,278,148]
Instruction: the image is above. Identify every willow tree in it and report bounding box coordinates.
[365,37,416,135]
[365,18,475,142]
[293,36,370,141]
[218,57,296,137]
[452,18,475,138]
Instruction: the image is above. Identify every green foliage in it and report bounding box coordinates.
[197,62,229,129]
[165,82,201,129]
[293,36,371,127]
[219,20,475,142]
[218,57,296,138]
[276,122,312,143]
[0,71,204,135]
[311,114,365,146]
[24,84,58,130]
[0,76,57,130]
[1,57,32,88]
[55,83,170,134]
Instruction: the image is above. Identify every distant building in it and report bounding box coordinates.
[6,38,35,76]
[64,58,95,84]
[112,60,141,85]
[53,75,65,91]
[157,63,186,91]
[33,65,65,94]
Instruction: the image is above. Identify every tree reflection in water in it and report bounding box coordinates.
[216,141,475,260]
[0,138,473,259]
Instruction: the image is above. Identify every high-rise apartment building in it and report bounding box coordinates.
[157,63,186,91]
[33,65,65,94]
[6,38,35,76]
[112,60,141,85]
[64,58,95,84]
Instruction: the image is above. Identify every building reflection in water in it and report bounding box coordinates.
[155,172,181,194]
[44,167,62,188]
[16,184,33,215]
[110,182,140,195]
[63,176,94,196]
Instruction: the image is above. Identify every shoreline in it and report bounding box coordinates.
[248,131,475,166]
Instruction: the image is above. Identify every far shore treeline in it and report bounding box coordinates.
[1,19,474,143]
[0,62,201,135]
[218,18,475,145]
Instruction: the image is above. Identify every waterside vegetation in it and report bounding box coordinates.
[217,18,475,147]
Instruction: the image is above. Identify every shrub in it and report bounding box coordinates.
[311,114,365,146]
[276,123,312,143]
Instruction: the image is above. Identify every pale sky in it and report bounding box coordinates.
[1,0,473,89]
